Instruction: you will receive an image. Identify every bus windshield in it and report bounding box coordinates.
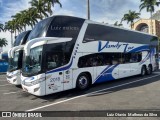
[27,18,52,42]
[8,51,19,72]
[14,32,27,46]
[22,46,43,76]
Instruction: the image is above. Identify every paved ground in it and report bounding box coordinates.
[0,72,160,120]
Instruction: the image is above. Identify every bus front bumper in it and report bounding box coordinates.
[21,81,46,96]
[6,71,21,85]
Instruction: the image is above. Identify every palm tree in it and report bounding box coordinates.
[45,0,62,15]
[4,21,14,47]
[0,38,8,47]
[12,12,25,33]
[139,0,160,34]
[123,10,140,29]
[0,23,4,32]
[29,0,48,19]
[51,0,62,7]
[26,7,42,28]
[114,21,123,27]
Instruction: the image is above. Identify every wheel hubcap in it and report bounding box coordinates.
[79,76,88,88]
[148,67,151,74]
[142,68,145,75]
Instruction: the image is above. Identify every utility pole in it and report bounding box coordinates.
[87,0,90,20]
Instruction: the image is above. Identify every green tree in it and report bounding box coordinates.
[26,8,42,28]
[45,0,62,15]
[0,23,4,32]
[139,0,160,34]
[29,0,48,19]
[3,0,62,43]
[12,12,25,33]
[114,21,123,27]
[4,21,14,47]
[123,10,140,29]
[0,38,8,47]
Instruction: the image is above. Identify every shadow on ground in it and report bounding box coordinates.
[36,73,160,102]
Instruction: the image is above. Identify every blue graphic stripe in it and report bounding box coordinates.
[93,65,114,83]
[139,52,150,65]
[128,45,149,53]
[94,65,119,84]
[139,48,155,65]
[150,48,155,63]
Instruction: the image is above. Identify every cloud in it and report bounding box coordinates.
[0,0,30,23]
[0,0,160,52]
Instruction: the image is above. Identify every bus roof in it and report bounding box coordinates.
[37,15,157,37]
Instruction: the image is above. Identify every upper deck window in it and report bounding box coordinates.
[46,16,85,39]
[83,24,154,44]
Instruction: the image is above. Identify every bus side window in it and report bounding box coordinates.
[111,53,121,65]
[124,53,131,63]
[85,56,92,67]
[130,53,138,63]
[78,56,85,68]
[78,54,95,68]
[137,53,142,62]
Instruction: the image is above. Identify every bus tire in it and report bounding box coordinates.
[147,65,152,75]
[141,66,146,76]
[76,73,90,90]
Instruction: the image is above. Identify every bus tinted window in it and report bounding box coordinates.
[44,42,72,71]
[21,31,31,44]
[27,17,52,41]
[14,31,28,46]
[78,52,142,68]
[46,16,85,39]
[83,24,154,44]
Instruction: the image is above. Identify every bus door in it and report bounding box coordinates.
[45,52,64,94]
[45,71,64,94]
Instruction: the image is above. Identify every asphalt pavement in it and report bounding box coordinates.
[0,72,160,120]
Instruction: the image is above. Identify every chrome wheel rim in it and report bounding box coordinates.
[79,76,88,88]
[148,67,151,74]
[142,68,145,75]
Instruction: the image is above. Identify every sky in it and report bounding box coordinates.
[0,0,160,52]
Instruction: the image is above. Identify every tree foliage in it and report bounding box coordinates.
[3,0,62,34]
[0,38,8,47]
[122,10,140,28]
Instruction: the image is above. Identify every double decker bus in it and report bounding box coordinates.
[21,16,158,96]
[6,30,31,85]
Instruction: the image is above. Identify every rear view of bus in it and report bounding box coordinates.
[6,30,31,85]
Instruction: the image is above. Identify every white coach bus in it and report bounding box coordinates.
[21,16,158,96]
[6,30,31,85]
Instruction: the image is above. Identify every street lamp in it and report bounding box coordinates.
[87,0,90,20]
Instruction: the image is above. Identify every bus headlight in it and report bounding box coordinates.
[24,77,45,86]
[10,72,20,78]
[7,73,17,79]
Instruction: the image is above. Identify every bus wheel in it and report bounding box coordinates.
[141,66,146,76]
[147,65,152,75]
[76,73,90,90]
